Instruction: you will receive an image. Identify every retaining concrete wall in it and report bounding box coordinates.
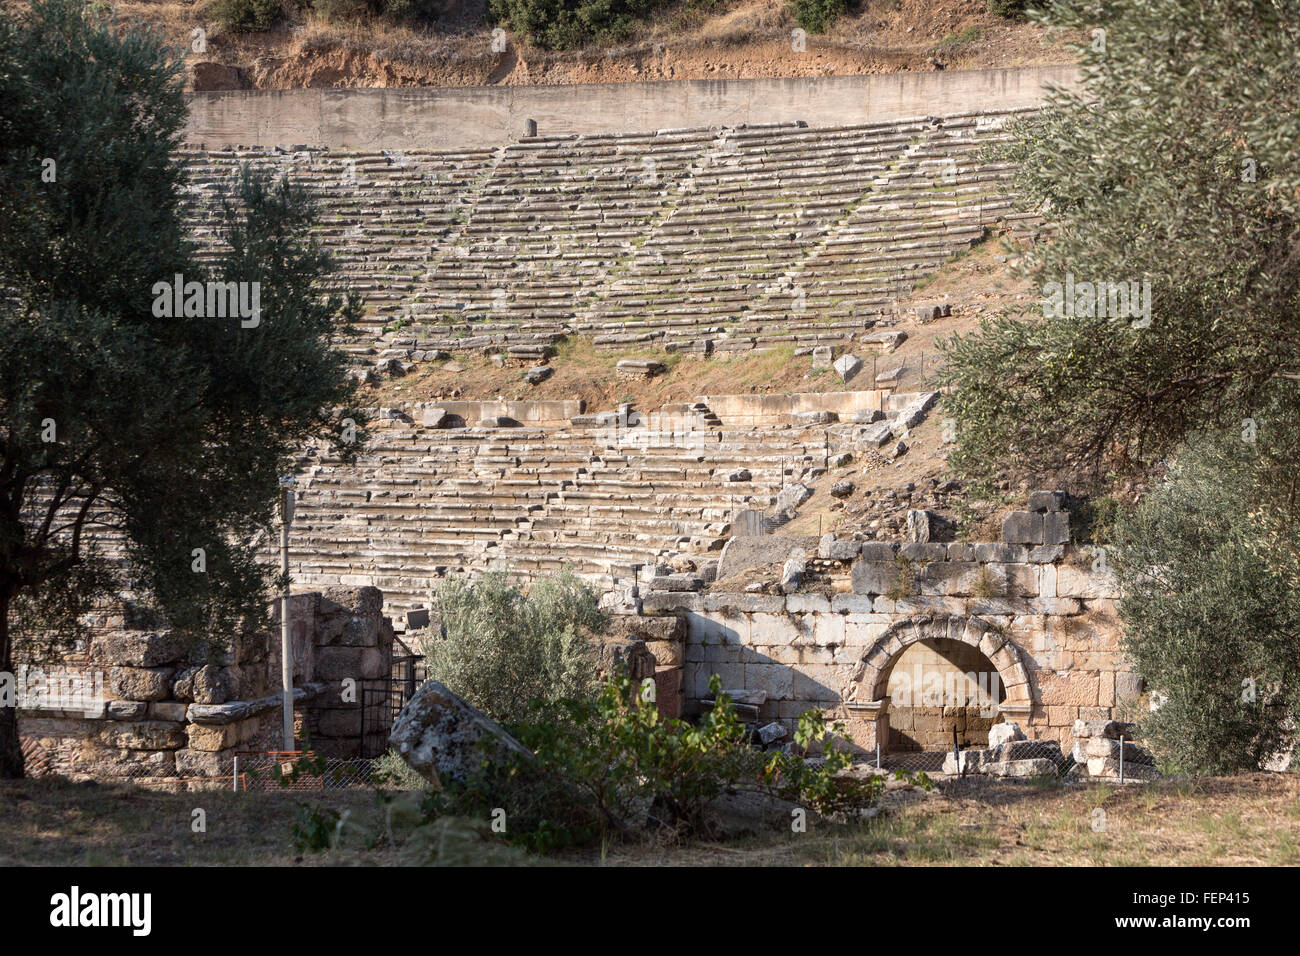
[184,66,1078,148]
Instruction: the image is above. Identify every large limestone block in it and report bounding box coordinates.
[597,637,656,682]
[315,586,386,646]
[989,721,1027,748]
[1084,736,1156,765]
[1002,511,1045,545]
[175,747,236,777]
[172,664,230,705]
[1055,564,1120,599]
[98,720,187,751]
[89,630,189,668]
[1026,490,1065,512]
[1072,718,1137,740]
[187,720,253,752]
[390,681,533,789]
[851,560,896,596]
[611,614,685,644]
[988,758,1059,778]
[645,640,684,667]
[108,666,175,703]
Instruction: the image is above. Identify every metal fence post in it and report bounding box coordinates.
[1119,734,1125,784]
[876,742,882,770]
[232,755,238,793]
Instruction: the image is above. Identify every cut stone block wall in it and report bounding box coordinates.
[17,587,395,782]
[642,496,1134,752]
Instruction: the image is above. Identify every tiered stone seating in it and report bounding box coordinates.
[282,412,843,612]
[179,144,500,359]
[180,110,1039,362]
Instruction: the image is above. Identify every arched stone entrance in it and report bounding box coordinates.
[843,615,1033,753]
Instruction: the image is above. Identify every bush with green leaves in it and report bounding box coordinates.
[371,748,431,790]
[937,0,1300,776]
[211,0,287,33]
[987,0,1028,18]
[418,569,606,727]
[786,0,848,33]
[487,0,661,49]
[442,676,897,853]
[310,0,448,23]
[1108,423,1300,774]
[290,802,341,852]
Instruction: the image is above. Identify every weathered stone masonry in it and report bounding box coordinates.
[639,493,1133,752]
[19,587,395,784]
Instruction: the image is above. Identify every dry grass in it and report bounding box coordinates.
[582,773,1300,867]
[0,776,395,866]
[3,771,1296,866]
[374,339,847,409]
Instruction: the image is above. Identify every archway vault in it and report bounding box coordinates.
[846,614,1032,707]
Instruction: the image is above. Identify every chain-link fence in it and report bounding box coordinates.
[867,738,1076,780]
[871,733,1167,783]
[30,749,420,793]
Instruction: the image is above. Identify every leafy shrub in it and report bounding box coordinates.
[787,0,848,34]
[372,748,430,789]
[1109,427,1300,774]
[211,0,287,33]
[290,802,341,852]
[987,0,1034,19]
[443,676,897,853]
[419,569,606,727]
[310,0,447,22]
[487,0,667,50]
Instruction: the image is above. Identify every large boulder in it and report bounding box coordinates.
[390,681,533,789]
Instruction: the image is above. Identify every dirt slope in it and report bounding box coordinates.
[112,0,1074,90]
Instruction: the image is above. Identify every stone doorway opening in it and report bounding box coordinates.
[883,638,1005,753]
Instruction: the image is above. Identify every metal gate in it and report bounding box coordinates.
[359,653,426,758]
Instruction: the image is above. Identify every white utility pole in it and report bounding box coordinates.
[279,474,296,752]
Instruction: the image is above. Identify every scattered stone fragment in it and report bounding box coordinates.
[757,721,788,745]
[779,549,806,594]
[833,353,862,382]
[989,722,1027,748]
[775,483,813,511]
[904,509,933,542]
[616,359,666,378]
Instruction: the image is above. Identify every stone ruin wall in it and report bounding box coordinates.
[637,492,1132,754]
[18,587,395,784]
